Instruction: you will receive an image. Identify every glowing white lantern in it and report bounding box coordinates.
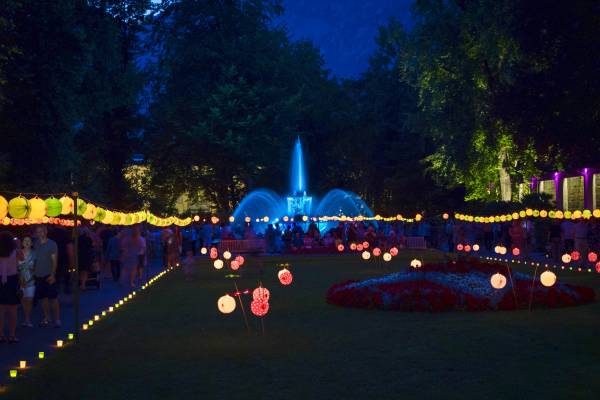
[200,247,207,255]
[217,295,236,314]
[561,254,571,264]
[383,252,392,262]
[410,259,422,268]
[490,273,507,289]
[472,244,480,252]
[213,259,224,269]
[361,251,371,260]
[223,251,232,260]
[540,270,557,287]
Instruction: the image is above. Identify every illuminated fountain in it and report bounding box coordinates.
[232,137,374,232]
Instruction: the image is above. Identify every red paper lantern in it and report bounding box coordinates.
[372,247,381,257]
[512,248,520,257]
[456,244,463,251]
[350,243,357,251]
[230,260,240,270]
[595,262,600,273]
[362,241,369,249]
[464,245,471,252]
[571,251,580,261]
[390,247,398,256]
[356,244,364,251]
[252,287,270,302]
[337,244,344,252]
[235,255,245,266]
[588,252,598,263]
[278,269,293,286]
[250,300,269,317]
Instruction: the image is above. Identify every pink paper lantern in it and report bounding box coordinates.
[252,287,270,302]
[390,247,398,256]
[278,269,293,286]
[250,300,269,317]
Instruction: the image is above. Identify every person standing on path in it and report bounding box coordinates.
[17,235,36,327]
[34,225,61,327]
[0,231,19,342]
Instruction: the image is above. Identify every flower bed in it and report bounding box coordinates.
[326,259,596,312]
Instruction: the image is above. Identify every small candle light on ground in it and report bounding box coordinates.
[19,361,26,369]
[38,352,45,359]
[56,340,64,347]
[9,370,17,378]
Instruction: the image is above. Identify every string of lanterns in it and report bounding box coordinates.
[6,264,177,381]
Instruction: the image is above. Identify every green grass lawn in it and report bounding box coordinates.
[5,250,600,400]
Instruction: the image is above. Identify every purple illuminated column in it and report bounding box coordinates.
[583,168,593,210]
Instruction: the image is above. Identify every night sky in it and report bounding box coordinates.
[281,0,413,77]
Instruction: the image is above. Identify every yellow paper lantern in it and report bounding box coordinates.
[82,203,97,220]
[59,196,74,215]
[213,259,224,269]
[8,196,30,219]
[383,252,392,262]
[561,253,571,264]
[540,210,548,218]
[103,210,114,224]
[361,251,371,260]
[0,195,8,219]
[28,197,47,220]
[223,251,232,260]
[490,273,507,289]
[540,270,557,287]
[217,295,236,314]
[410,259,422,268]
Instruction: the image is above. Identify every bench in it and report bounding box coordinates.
[218,239,266,254]
[405,236,427,249]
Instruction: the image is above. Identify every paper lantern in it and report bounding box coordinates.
[213,259,224,269]
[8,196,29,219]
[561,253,571,264]
[82,203,97,220]
[217,295,236,314]
[210,249,218,260]
[456,244,464,251]
[442,213,449,220]
[383,252,392,262]
[372,247,381,257]
[230,260,240,270]
[28,197,47,220]
[74,198,85,216]
[464,245,471,252]
[570,251,580,261]
[278,268,293,285]
[472,244,480,252]
[223,251,232,260]
[103,210,114,224]
[350,243,357,251]
[588,252,598,263]
[250,299,269,317]
[490,273,507,289]
[499,246,507,255]
[58,196,73,215]
[200,247,208,255]
[337,244,344,252]
[390,247,398,256]
[540,270,557,287]
[410,259,422,268]
[0,195,7,219]
[356,244,363,251]
[361,251,371,260]
[415,213,422,221]
[512,248,520,257]
[362,241,369,249]
[235,255,245,266]
[253,287,270,302]
[595,262,600,273]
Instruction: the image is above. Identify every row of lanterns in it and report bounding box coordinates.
[0,195,192,227]
[454,208,600,223]
[8,264,176,380]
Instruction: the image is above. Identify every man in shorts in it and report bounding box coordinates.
[34,225,61,327]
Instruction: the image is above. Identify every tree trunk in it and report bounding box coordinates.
[498,149,512,201]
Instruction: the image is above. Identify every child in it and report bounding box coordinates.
[182,249,195,281]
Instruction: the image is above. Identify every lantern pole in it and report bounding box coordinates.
[72,191,80,344]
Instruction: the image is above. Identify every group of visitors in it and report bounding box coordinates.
[0,224,151,343]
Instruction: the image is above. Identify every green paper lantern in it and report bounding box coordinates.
[94,208,106,222]
[45,197,62,217]
[76,199,87,216]
[8,196,30,219]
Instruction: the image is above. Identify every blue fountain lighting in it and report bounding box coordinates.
[231,137,374,233]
